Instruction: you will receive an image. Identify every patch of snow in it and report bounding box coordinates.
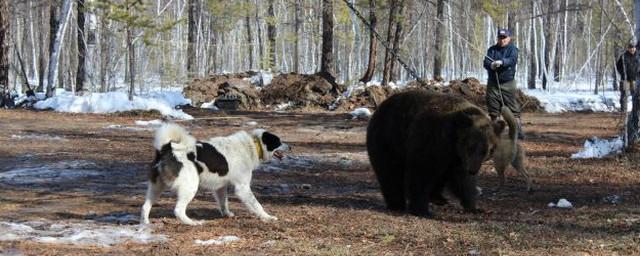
[246,70,273,87]
[275,101,294,112]
[11,134,67,141]
[524,89,622,113]
[194,236,240,246]
[105,124,154,132]
[246,121,258,126]
[134,119,164,127]
[200,100,219,110]
[603,195,621,205]
[0,160,103,185]
[94,213,140,225]
[257,152,369,172]
[570,136,623,159]
[349,108,372,120]
[33,91,193,120]
[0,221,166,247]
[556,199,573,208]
[548,198,573,208]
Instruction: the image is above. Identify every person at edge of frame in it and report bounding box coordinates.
[616,40,640,113]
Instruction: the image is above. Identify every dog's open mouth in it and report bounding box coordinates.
[273,150,285,160]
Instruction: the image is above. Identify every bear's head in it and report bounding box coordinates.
[454,109,506,175]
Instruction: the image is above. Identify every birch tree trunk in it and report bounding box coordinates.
[359,0,377,83]
[267,0,276,71]
[187,0,197,78]
[528,0,536,89]
[0,0,9,96]
[127,25,135,100]
[76,0,86,93]
[293,0,301,73]
[99,17,109,92]
[594,0,607,94]
[28,0,38,84]
[389,0,406,82]
[320,0,335,80]
[246,0,254,70]
[37,6,45,92]
[382,0,398,86]
[255,0,264,70]
[432,0,444,80]
[126,3,135,101]
[541,0,554,90]
[46,0,72,98]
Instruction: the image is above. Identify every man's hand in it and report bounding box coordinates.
[491,60,503,70]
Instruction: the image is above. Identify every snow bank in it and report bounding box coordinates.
[524,89,620,113]
[570,136,623,159]
[194,236,240,246]
[33,91,193,120]
[0,221,166,247]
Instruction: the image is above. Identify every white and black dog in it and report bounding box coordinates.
[140,123,289,225]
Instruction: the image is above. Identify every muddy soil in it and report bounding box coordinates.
[0,108,639,255]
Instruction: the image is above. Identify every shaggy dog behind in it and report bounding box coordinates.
[141,123,289,225]
[367,90,506,217]
[492,107,532,192]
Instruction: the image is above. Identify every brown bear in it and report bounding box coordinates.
[366,90,505,217]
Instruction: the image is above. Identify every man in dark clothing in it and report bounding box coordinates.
[616,42,639,112]
[483,28,524,139]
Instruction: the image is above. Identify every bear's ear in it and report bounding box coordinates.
[493,120,506,135]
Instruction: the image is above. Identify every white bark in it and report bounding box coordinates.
[614,0,635,37]
[46,0,73,98]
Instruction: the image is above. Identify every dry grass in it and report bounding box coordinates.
[0,109,639,255]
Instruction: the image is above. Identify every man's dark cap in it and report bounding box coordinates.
[627,41,636,48]
[497,28,511,38]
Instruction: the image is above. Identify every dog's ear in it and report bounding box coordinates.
[261,131,282,151]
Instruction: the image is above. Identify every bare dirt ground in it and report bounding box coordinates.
[0,108,639,255]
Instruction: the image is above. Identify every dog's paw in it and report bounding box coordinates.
[260,215,278,222]
[223,211,235,218]
[183,219,205,226]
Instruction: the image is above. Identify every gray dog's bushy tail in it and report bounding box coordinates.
[501,107,517,146]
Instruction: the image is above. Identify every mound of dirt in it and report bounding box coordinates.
[182,72,543,113]
[337,86,396,111]
[260,73,342,110]
[385,77,543,112]
[183,71,261,110]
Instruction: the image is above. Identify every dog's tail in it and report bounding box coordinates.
[153,123,196,152]
[501,106,517,146]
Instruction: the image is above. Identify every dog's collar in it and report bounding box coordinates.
[253,136,264,161]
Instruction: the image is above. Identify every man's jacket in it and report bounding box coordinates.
[616,51,640,81]
[484,43,518,84]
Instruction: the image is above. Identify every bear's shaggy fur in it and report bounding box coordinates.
[366,90,505,217]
